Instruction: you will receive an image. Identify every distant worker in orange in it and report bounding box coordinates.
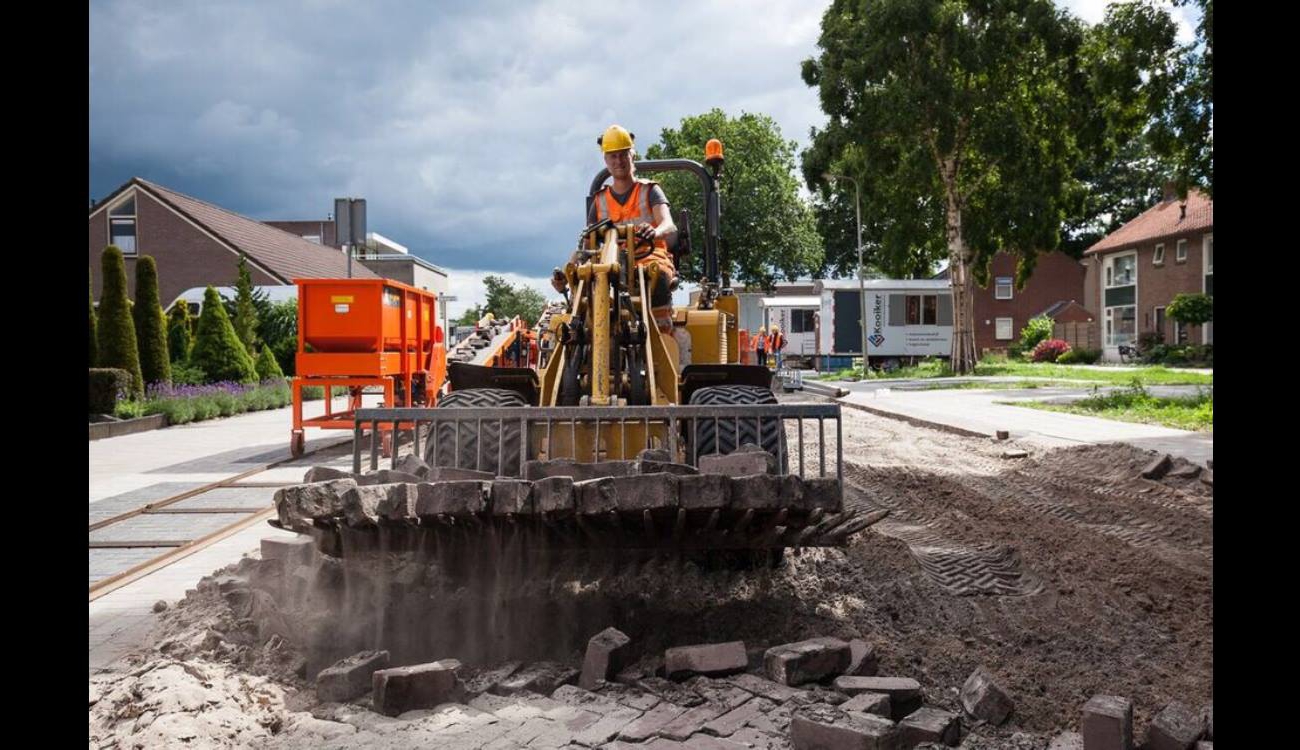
[768,325,787,370]
[754,325,768,368]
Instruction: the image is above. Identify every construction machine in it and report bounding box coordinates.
[331,138,866,560]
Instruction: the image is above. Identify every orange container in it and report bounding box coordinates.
[289,277,446,458]
[299,279,436,353]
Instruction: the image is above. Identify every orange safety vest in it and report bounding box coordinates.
[768,332,786,351]
[593,179,673,274]
[753,333,766,352]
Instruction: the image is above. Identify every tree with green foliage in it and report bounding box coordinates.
[803,136,948,280]
[643,109,822,289]
[167,302,194,363]
[258,299,299,376]
[231,254,263,351]
[457,276,547,326]
[255,345,285,381]
[89,270,98,367]
[96,246,144,397]
[802,0,1099,373]
[191,287,258,384]
[132,255,171,386]
[1167,292,1212,328]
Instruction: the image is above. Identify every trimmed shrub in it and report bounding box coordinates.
[89,271,98,367]
[1073,348,1102,364]
[172,361,206,385]
[1167,293,1213,328]
[255,346,285,381]
[96,246,144,398]
[191,287,258,384]
[1017,316,1056,355]
[168,302,194,363]
[133,256,171,387]
[1031,338,1072,363]
[232,254,260,351]
[89,368,132,415]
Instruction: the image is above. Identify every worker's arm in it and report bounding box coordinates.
[648,202,676,239]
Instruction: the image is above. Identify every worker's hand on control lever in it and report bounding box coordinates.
[634,223,656,245]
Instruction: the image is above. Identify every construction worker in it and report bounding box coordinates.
[768,325,787,370]
[555,125,679,335]
[754,325,768,368]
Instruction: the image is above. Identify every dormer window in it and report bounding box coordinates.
[1153,244,1164,265]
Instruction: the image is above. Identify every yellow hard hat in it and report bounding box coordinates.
[770,326,781,334]
[598,124,635,153]
[758,325,767,333]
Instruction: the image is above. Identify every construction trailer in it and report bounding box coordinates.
[812,279,954,370]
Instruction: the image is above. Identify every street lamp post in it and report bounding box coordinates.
[824,173,866,368]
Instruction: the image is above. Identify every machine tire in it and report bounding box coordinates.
[425,388,527,476]
[686,385,788,473]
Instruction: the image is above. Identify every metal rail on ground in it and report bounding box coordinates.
[88,435,353,602]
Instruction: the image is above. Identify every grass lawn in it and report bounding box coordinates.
[1000,385,1214,431]
[816,357,1212,386]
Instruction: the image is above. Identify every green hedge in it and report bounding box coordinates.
[96,246,144,398]
[89,368,132,415]
[133,256,171,386]
[191,287,257,383]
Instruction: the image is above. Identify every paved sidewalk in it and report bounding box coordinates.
[839,386,1212,465]
[89,396,367,675]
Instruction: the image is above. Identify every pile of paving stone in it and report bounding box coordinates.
[270,449,887,556]
[304,628,988,749]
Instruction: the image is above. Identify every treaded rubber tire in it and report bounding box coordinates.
[425,388,527,477]
[686,384,788,473]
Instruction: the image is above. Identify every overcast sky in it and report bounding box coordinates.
[90,0,1198,318]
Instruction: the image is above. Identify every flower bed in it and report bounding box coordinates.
[114,379,292,425]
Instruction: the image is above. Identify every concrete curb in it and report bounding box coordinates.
[803,380,849,398]
[837,400,990,440]
[89,414,167,441]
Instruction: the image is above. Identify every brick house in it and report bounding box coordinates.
[970,250,1089,354]
[934,250,1090,354]
[89,178,377,307]
[1083,187,1213,360]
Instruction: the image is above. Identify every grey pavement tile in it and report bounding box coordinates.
[89,547,172,586]
[166,486,278,510]
[88,482,209,524]
[89,512,252,545]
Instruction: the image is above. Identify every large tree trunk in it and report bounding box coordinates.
[942,158,977,375]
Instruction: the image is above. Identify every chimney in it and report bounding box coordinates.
[1162,180,1178,202]
[1180,203,1186,220]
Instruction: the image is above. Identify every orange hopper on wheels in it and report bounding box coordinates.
[289,278,447,457]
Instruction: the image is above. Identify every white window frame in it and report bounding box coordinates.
[1175,238,1188,262]
[904,294,939,326]
[1105,251,1137,289]
[994,276,1013,300]
[1152,243,1164,265]
[1105,305,1137,347]
[1103,250,1138,350]
[995,317,1014,340]
[108,192,138,256]
[301,234,322,244]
